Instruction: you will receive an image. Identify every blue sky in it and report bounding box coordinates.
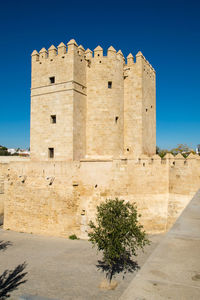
[0,0,199,150]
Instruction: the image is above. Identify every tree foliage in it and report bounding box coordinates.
[88,198,150,282]
[156,144,195,159]
[0,145,19,156]
[171,144,195,158]
[0,146,10,156]
[156,146,168,158]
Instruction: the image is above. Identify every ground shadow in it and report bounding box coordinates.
[0,240,12,251]
[97,255,140,282]
[0,240,28,299]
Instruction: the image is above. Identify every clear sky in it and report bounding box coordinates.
[0,0,199,150]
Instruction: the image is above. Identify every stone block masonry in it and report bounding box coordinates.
[2,154,200,238]
[0,39,199,238]
[30,39,156,161]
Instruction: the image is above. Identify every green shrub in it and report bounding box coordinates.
[69,234,79,240]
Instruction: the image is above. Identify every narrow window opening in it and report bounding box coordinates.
[48,148,54,158]
[115,116,119,123]
[98,54,100,56]
[50,115,56,124]
[99,61,102,63]
[127,148,130,152]
[49,76,55,84]
[146,108,148,112]
[143,163,145,167]
[108,81,112,88]
[95,184,98,188]
[151,105,153,108]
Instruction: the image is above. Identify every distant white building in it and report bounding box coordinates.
[196,144,200,154]
[7,148,30,156]
[7,148,16,155]
[17,149,30,157]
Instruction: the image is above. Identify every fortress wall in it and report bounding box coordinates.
[78,156,169,235]
[0,162,10,224]
[74,45,87,87]
[3,156,169,237]
[73,47,87,160]
[31,42,75,161]
[123,52,156,157]
[31,43,72,89]
[124,56,143,157]
[3,161,80,237]
[31,90,74,161]
[0,172,4,223]
[0,157,29,163]
[2,155,200,238]
[31,40,87,162]
[73,90,86,160]
[141,55,156,155]
[0,158,29,224]
[167,154,200,229]
[86,48,124,158]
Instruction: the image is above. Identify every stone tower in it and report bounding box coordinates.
[30,39,156,161]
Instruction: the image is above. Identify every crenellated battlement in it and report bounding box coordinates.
[31,39,155,89]
[135,153,200,167]
[32,40,155,68]
[135,51,155,73]
[32,40,75,62]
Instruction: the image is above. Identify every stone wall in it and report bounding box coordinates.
[2,154,199,238]
[0,157,29,163]
[31,40,87,161]
[30,40,156,161]
[167,153,200,229]
[0,172,4,225]
[0,157,29,225]
[86,46,124,158]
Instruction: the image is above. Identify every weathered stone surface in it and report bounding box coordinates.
[1,154,200,237]
[30,41,156,161]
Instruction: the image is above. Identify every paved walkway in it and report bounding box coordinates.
[0,228,163,300]
[120,190,200,300]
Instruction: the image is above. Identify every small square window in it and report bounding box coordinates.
[50,115,56,124]
[48,148,54,158]
[108,81,112,88]
[49,76,55,84]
